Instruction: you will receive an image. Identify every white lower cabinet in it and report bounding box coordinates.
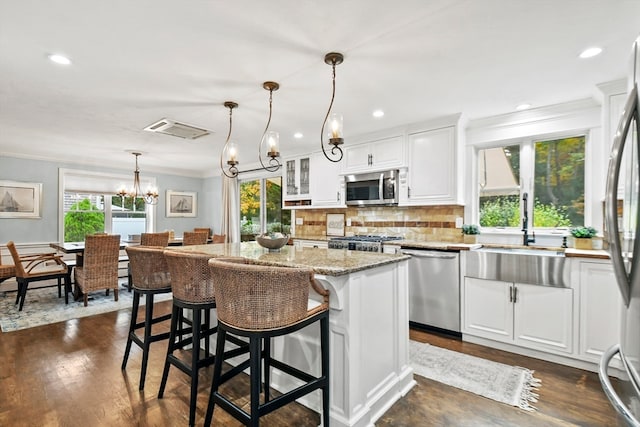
[293,239,328,249]
[463,277,573,355]
[578,260,623,365]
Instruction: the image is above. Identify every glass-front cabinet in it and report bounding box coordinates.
[283,155,311,205]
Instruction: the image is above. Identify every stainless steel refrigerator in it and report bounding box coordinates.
[601,34,640,426]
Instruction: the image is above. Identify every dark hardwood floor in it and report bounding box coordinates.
[0,298,622,426]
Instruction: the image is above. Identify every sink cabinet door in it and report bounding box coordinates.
[513,283,573,354]
[463,277,513,343]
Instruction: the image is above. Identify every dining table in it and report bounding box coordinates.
[48,239,185,299]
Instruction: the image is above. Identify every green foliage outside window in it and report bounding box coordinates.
[64,198,104,242]
[479,196,571,228]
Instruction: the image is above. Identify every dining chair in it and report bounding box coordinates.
[140,232,170,247]
[74,234,121,307]
[211,234,226,243]
[204,258,330,427]
[0,246,16,284]
[182,231,208,246]
[7,241,71,311]
[193,227,211,237]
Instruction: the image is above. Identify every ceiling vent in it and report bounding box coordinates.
[143,118,210,140]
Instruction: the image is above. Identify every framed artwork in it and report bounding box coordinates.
[326,213,345,236]
[0,180,42,219]
[166,190,197,217]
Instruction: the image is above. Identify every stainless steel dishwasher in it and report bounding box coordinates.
[401,248,460,334]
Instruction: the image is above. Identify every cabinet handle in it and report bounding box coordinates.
[408,187,411,198]
[337,191,340,202]
[513,286,518,303]
[509,285,513,303]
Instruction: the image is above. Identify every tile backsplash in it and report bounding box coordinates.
[293,205,465,242]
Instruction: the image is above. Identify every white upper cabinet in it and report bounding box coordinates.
[342,135,405,174]
[403,126,460,205]
[310,151,344,207]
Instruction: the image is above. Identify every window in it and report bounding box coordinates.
[60,168,154,242]
[63,193,148,242]
[478,135,585,229]
[239,176,291,241]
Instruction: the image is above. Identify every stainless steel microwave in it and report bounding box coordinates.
[344,169,399,206]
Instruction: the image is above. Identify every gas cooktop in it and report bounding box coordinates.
[328,235,403,252]
[330,235,403,242]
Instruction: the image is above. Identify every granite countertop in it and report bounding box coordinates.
[291,236,610,258]
[167,242,410,276]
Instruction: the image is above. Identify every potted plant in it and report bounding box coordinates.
[570,226,597,250]
[462,224,480,244]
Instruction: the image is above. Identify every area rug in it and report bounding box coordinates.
[0,284,172,332]
[409,340,541,411]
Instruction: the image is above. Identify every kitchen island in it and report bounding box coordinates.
[169,242,414,427]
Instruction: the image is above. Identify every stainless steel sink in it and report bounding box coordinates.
[475,246,565,257]
[467,246,569,287]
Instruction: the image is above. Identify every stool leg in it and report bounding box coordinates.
[188,307,202,427]
[204,328,227,427]
[121,290,141,371]
[204,308,211,356]
[249,336,261,427]
[321,315,330,427]
[139,292,155,390]
[263,337,271,403]
[158,303,180,399]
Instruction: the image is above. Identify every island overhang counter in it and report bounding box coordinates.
[168,242,414,427]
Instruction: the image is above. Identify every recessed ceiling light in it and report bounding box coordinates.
[515,103,531,111]
[372,110,385,118]
[579,47,602,59]
[48,54,72,65]
[294,132,303,139]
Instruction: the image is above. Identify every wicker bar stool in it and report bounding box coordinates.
[159,250,248,427]
[122,246,173,390]
[127,232,170,292]
[205,258,330,427]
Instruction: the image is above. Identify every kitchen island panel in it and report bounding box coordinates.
[168,242,413,427]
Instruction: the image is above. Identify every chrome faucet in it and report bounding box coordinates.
[522,192,535,246]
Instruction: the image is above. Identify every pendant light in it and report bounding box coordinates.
[116,152,158,205]
[320,52,345,163]
[258,81,281,172]
[220,101,239,178]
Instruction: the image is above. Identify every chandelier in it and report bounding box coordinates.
[116,152,158,205]
[320,52,345,163]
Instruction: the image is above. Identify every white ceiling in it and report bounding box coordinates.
[1,1,639,178]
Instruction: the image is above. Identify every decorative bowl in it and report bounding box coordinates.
[255,234,290,252]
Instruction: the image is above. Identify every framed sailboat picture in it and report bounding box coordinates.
[0,181,42,219]
[166,190,197,217]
